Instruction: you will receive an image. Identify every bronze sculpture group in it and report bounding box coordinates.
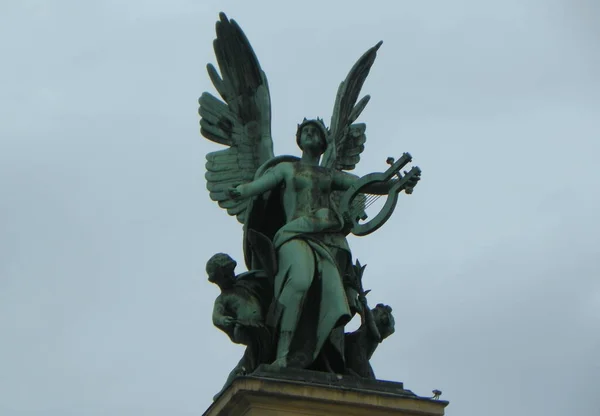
[198,13,421,399]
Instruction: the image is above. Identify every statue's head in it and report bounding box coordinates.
[372,303,395,340]
[206,253,237,288]
[296,118,328,155]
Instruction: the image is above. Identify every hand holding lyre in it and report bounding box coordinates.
[338,153,421,236]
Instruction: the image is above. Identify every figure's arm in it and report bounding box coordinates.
[331,170,359,191]
[359,296,382,343]
[212,297,234,328]
[229,164,285,199]
[332,170,419,195]
[363,180,397,195]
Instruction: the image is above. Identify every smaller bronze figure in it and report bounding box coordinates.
[345,300,396,379]
[207,253,272,400]
[343,260,395,379]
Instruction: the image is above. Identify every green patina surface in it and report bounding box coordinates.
[199,12,420,398]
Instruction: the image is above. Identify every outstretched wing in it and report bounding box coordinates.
[321,41,382,171]
[199,13,275,224]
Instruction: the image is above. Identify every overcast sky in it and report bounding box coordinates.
[1,1,599,415]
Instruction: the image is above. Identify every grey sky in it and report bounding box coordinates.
[1,0,598,415]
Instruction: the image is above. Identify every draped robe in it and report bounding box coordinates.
[243,158,357,372]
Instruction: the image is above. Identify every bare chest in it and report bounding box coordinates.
[221,290,262,320]
[291,164,332,194]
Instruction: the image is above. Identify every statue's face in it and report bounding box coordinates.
[211,269,235,288]
[207,260,236,287]
[373,305,395,339]
[299,124,326,155]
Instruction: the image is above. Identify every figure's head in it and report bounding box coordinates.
[206,253,237,288]
[296,118,328,155]
[372,303,395,340]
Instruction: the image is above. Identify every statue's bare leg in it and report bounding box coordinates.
[269,239,315,369]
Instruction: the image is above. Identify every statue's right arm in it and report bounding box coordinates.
[231,164,286,199]
[361,299,382,343]
[212,298,227,326]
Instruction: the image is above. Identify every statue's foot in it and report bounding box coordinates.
[262,357,287,372]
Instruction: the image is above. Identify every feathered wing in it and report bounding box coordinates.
[199,13,275,224]
[321,41,382,171]
[322,42,382,222]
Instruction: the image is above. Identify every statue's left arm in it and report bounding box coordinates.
[333,165,421,236]
[332,170,403,195]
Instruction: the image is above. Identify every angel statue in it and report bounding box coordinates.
[198,13,421,374]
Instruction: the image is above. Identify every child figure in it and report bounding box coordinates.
[207,253,272,399]
[344,296,396,379]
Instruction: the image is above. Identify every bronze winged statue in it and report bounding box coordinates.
[199,13,420,382]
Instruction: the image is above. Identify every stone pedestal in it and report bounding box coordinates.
[204,366,448,416]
